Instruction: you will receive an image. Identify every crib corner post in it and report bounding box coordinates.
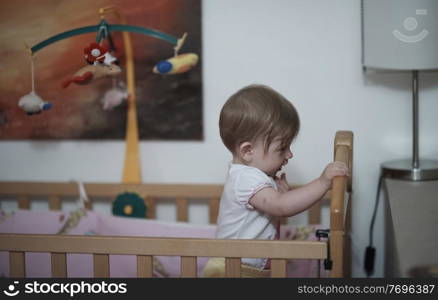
[330,230,344,278]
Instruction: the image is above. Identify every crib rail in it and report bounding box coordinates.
[0,182,224,198]
[0,183,223,223]
[0,234,326,278]
[0,182,329,224]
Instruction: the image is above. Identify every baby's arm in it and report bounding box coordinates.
[248,161,349,217]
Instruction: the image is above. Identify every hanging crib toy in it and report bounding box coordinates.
[62,59,122,88]
[19,15,199,114]
[152,33,199,75]
[101,79,129,110]
[63,36,122,88]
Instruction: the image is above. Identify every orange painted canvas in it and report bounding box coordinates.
[0,0,202,140]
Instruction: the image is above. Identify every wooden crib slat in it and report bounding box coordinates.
[270,259,287,278]
[176,197,188,222]
[93,254,109,277]
[181,256,197,278]
[144,197,156,219]
[225,258,241,278]
[209,197,219,224]
[10,251,25,277]
[51,253,67,277]
[137,255,153,278]
[48,195,61,211]
[84,198,93,210]
[309,201,322,224]
[17,195,30,209]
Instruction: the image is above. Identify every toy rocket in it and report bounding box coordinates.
[153,53,198,75]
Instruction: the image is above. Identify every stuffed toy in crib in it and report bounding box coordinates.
[112,192,147,218]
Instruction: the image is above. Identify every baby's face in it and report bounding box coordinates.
[249,138,293,177]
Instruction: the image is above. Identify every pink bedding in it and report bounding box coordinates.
[0,210,327,277]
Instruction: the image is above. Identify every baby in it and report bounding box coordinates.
[202,84,349,277]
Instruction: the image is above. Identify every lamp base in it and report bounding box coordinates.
[381,159,438,181]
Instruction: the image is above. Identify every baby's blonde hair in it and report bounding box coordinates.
[219,84,300,154]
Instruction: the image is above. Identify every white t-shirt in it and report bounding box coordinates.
[216,163,278,269]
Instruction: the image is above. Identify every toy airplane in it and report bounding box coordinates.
[18,91,52,115]
[153,53,198,75]
[62,63,121,88]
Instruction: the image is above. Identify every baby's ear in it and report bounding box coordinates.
[239,142,253,162]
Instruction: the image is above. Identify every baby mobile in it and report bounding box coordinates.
[18,56,53,115]
[19,8,198,115]
[18,7,199,203]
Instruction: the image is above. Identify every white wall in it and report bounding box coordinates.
[1,0,438,277]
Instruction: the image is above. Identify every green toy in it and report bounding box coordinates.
[112,192,147,218]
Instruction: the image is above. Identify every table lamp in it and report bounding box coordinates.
[362,0,438,278]
[362,0,438,181]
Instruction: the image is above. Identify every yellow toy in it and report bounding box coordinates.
[153,53,198,75]
[153,32,198,75]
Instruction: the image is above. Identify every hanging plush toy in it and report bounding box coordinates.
[18,56,53,115]
[101,80,129,110]
[62,63,121,88]
[152,32,199,75]
[62,42,121,88]
[84,42,118,66]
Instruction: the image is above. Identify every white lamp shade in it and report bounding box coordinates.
[362,0,438,70]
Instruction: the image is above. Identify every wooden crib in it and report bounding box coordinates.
[0,131,353,278]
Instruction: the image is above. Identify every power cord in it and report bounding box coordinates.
[316,229,332,278]
[364,173,384,277]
